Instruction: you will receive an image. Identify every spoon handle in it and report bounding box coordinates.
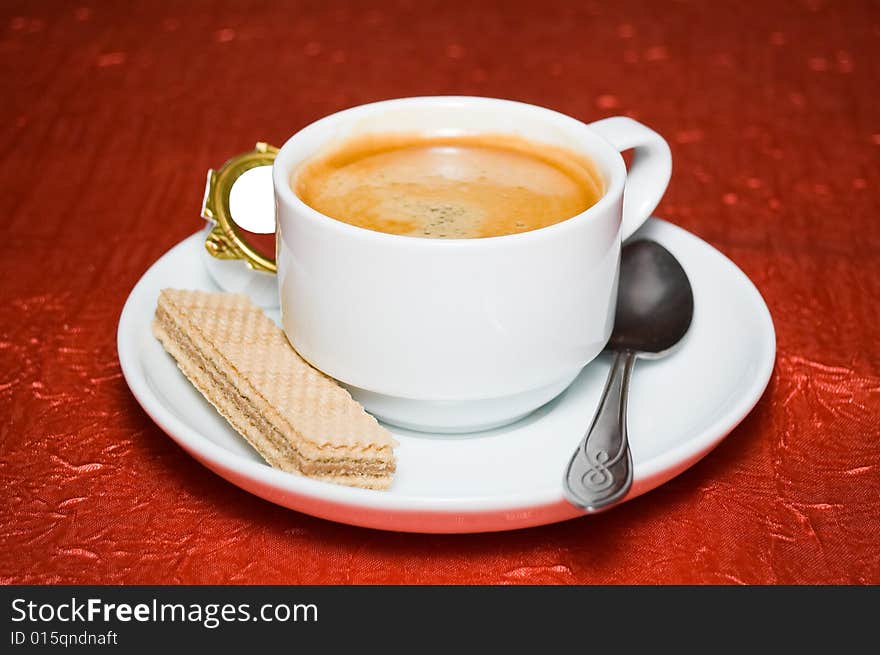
[563,351,636,512]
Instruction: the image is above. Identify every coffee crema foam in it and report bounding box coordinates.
[292,133,604,239]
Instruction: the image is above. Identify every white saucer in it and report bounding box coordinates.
[117,218,775,533]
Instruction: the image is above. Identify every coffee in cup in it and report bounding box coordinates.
[292,133,604,239]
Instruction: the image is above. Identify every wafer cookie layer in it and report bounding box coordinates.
[152,289,396,489]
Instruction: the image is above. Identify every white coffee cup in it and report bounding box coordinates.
[207,96,671,433]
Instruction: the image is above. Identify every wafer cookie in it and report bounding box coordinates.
[152,289,396,489]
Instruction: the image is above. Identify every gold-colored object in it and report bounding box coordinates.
[202,142,279,273]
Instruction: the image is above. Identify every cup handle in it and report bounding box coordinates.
[588,117,671,241]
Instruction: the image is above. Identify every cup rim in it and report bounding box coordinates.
[272,95,627,247]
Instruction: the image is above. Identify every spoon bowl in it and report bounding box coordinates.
[610,240,694,355]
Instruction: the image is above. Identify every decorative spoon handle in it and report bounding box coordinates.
[563,350,636,512]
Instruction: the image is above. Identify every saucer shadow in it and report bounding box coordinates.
[382,354,613,441]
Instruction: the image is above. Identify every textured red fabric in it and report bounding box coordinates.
[1,0,879,584]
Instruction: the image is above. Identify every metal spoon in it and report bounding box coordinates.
[563,239,694,512]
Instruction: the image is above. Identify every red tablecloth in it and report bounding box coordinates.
[2,0,878,584]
